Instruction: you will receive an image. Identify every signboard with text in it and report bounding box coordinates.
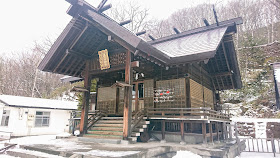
[98,49,110,70]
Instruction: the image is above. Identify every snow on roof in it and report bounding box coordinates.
[0,95,77,110]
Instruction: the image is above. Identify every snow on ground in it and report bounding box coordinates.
[172,151,202,158]
[0,155,19,158]
[1,134,92,151]
[8,148,65,158]
[75,150,140,157]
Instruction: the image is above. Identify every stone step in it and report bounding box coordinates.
[133,128,144,133]
[102,117,123,120]
[92,123,123,127]
[135,124,147,129]
[131,132,140,137]
[97,120,123,124]
[87,130,123,136]
[128,137,137,142]
[84,134,122,139]
[90,126,123,131]
[6,148,68,158]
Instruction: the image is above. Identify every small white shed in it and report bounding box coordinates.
[0,95,77,136]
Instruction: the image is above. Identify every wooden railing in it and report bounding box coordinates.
[131,109,146,133]
[146,107,230,121]
[69,110,108,134]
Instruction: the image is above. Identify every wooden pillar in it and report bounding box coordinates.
[123,50,132,140]
[95,79,99,111]
[116,88,120,114]
[229,122,233,140]
[223,122,228,140]
[80,60,91,134]
[216,122,220,141]
[180,121,185,143]
[202,122,207,144]
[162,120,165,141]
[135,82,139,112]
[209,122,213,143]
[186,78,191,108]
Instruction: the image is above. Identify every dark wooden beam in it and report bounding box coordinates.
[89,61,139,75]
[119,20,132,26]
[135,82,139,112]
[210,122,213,143]
[202,122,207,144]
[69,58,83,76]
[221,42,235,89]
[136,30,146,36]
[148,34,155,41]
[213,5,219,26]
[203,18,210,26]
[53,24,88,73]
[67,49,92,59]
[73,61,86,76]
[216,122,220,141]
[123,50,132,140]
[99,4,112,13]
[80,60,91,134]
[162,120,166,141]
[173,27,180,34]
[180,121,185,143]
[97,0,108,12]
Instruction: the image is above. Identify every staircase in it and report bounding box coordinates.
[84,114,150,143]
[85,117,123,140]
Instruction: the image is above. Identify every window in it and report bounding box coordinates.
[138,83,144,98]
[1,110,10,126]
[35,111,50,127]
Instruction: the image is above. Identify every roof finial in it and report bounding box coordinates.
[213,5,219,26]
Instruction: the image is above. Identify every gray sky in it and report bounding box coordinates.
[0,0,221,56]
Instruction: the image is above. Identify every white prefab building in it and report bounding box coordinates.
[0,95,77,136]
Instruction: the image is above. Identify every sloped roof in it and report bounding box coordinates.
[0,95,77,110]
[153,27,227,62]
[38,0,243,90]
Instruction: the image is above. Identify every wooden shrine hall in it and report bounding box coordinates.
[39,0,243,144]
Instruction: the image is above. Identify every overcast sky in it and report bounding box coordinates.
[0,0,222,56]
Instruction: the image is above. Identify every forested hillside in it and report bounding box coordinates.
[0,0,279,117]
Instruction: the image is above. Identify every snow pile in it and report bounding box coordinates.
[173,150,202,158]
[75,150,140,157]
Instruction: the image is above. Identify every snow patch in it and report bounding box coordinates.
[9,148,64,158]
[172,150,202,158]
[75,150,140,157]
[2,135,92,151]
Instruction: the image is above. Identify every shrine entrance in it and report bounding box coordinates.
[132,81,144,113]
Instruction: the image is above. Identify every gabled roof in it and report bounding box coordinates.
[38,0,243,90]
[153,27,228,63]
[0,95,78,110]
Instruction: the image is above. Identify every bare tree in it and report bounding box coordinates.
[107,0,149,33]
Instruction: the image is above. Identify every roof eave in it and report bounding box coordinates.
[149,17,243,45]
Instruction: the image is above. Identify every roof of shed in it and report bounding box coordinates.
[0,95,78,110]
